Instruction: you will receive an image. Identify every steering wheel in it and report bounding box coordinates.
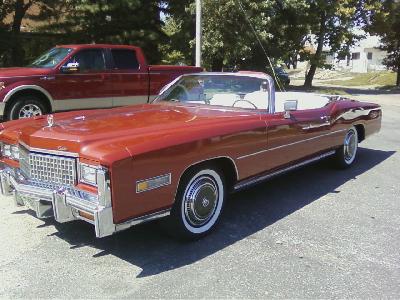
[232,99,258,109]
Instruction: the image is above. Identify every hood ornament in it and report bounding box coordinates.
[47,114,54,127]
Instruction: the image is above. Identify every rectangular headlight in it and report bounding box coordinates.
[0,143,19,161]
[11,145,19,160]
[79,163,98,186]
[3,144,11,157]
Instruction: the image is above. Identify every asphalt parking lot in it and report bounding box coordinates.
[0,91,399,298]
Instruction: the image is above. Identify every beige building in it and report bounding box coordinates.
[334,35,387,73]
[298,34,388,73]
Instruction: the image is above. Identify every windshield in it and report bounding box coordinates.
[28,47,73,68]
[155,74,270,110]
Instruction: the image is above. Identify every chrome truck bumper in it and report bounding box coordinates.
[0,164,171,238]
[0,164,115,238]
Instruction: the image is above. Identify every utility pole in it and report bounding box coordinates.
[195,0,202,67]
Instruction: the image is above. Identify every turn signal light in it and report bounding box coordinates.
[78,210,94,221]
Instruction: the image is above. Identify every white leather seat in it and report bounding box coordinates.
[210,92,268,109]
[208,91,330,111]
[275,92,330,112]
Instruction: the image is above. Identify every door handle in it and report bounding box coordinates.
[40,76,55,81]
[302,116,331,130]
[320,116,330,122]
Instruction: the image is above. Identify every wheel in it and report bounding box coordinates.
[232,99,258,109]
[164,167,226,240]
[7,95,48,120]
[334,126,358,168]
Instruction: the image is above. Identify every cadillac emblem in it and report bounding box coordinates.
[47,114,54,127]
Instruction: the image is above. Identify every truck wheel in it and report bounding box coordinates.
[7,95,48,120]
[334,126,358,168]
[165,167,226,240]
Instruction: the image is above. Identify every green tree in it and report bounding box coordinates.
[51,0,166,64]
[161,0,194,65]
[162,0,311,72]
[303,0,368,88]
[367,0,400,86]
[0,0,34,66]
[0,0,70,66]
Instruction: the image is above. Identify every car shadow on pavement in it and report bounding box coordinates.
[40,147,394,278]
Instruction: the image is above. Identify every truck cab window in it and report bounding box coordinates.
[68,49,106,72]
[111,49,139,70]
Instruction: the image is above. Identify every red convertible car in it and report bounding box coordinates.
[0,72,381,239]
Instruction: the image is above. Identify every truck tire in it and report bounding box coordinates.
[7,95,48,120]
[164,166,226,240]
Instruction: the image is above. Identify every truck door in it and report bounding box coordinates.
[108,48,150,106]
[53,48,113,110]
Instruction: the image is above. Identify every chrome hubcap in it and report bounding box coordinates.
[344,130,357,163]
[19,104,42,118]
[184,175,219,227]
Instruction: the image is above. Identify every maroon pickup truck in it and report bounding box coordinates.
[0,44,202,120]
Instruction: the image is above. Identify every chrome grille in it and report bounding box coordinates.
[19,144,77,186]
[19,145,30,176]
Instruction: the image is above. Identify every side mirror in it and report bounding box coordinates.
[283,100,298,119]
[60,62,80,74]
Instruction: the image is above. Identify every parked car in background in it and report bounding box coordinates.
[0,72,381,239]
[266,66,290,87]
[0,44,202,120]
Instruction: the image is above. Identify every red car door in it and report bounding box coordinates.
[261,104,335,171]
[52,48,113,111]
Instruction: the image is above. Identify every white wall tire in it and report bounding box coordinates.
[334,126,358,168]
[165,167,225,240]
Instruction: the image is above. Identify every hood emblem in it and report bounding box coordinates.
[57,146,68,151]
[47,114,54,127]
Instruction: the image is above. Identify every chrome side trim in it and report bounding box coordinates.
[19,140,79,158]
[237,129,346,160]
[115,209,171,232]
[234,150,336,191]
[302,121,331,130]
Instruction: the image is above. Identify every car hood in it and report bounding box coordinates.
[0,67,50,79]
[0,103,261,165]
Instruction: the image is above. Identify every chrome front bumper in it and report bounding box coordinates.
[0,164,116,238]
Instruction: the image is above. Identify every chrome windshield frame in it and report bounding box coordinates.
[153,72,276,114]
